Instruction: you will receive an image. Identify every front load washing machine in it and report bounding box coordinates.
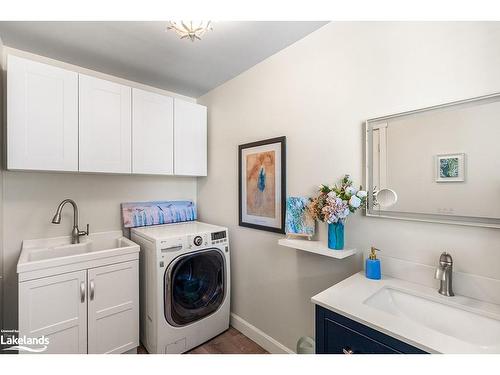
[131,221,230,354]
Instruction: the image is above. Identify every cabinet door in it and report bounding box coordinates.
[87,261,139,354]
[322,318,400,354]
[132,88,174,175]
[7,55,78,171]
[18,270,87,354]
[174,99,207,176]
[79,74,132,173]
[315,305,427,354]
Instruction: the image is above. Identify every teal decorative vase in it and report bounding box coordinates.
[328,222,344,250]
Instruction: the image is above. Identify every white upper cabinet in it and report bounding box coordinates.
[7,55,208,176]
[7,55,78,171]
[79,74,132,173]
[174,99,207,176]
[132,88,174,175]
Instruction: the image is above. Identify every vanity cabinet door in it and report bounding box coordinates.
[18,270,87,354]
[315,305,426,354]
[321,317,400,354]
[132,88,174,175]
[87,261,139,354]
[79,74,132,173]
[7,55,78,171]
[173,99,207,176]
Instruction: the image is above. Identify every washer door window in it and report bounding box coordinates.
[165,248,225,327]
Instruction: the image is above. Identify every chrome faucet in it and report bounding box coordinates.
[51,199,89,244]
[434,252,454,297]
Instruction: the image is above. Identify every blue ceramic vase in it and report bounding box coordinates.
[328,222,344,250]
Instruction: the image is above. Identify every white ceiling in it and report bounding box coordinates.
[0,21,328,97]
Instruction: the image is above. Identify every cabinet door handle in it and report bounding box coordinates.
[342,347,354,354]
[90,280,95,301]
[80,281,85,303]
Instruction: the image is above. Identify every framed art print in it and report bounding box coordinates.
[238,136,286,233]
[436,153,465,182]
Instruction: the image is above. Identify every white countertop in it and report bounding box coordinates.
[311,272,500,354]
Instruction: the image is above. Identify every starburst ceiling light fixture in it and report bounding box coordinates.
[167,21,213,42]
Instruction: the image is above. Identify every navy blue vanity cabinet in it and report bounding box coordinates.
[315,305,427,354]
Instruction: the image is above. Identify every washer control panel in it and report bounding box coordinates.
[187,233,209,249]
[210,230,228,246]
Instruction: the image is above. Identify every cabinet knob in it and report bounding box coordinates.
[342,347,354,354]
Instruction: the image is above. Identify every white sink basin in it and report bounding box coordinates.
[364,286,500,348]
[18,231,139,274]
[28,242,89,262]
[312,272,500,353]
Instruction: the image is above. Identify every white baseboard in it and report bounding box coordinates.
[230,313,295,354]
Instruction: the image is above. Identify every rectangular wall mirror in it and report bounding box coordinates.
[365,93,500,228]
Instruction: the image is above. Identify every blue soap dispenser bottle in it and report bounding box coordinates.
[366,247,381,280]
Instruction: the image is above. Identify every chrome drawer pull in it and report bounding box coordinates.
[342,347,354,354]
[90,280,95,300]
[80,281,85,303]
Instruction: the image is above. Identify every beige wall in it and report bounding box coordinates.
[0,48,198,330]
[197,22,500,351]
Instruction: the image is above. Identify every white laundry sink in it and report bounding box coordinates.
[18,231,139,274]
[28,242,89,262]
[364,286,500,348]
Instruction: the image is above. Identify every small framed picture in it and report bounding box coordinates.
[436,153,465,182]
[238,136,286,233]
[285,196,315,239]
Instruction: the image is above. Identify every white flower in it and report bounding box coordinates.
[346,186,357,196]
[349,195,361,208]
[327,191,337,198]
[356,190,367,198]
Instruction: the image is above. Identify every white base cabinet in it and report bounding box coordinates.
[18,260,139,354]
[18,270,88,354]
[87,261,139,354]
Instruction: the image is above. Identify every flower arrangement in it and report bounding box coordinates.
[309,174,367,224]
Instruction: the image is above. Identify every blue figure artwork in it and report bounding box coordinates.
[246,151,276,218]
[257,166,266,192]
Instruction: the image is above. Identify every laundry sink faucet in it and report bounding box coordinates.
[51,199,89,244]
[434,252,454,297]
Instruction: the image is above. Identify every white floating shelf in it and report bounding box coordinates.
[278,238,357,259]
